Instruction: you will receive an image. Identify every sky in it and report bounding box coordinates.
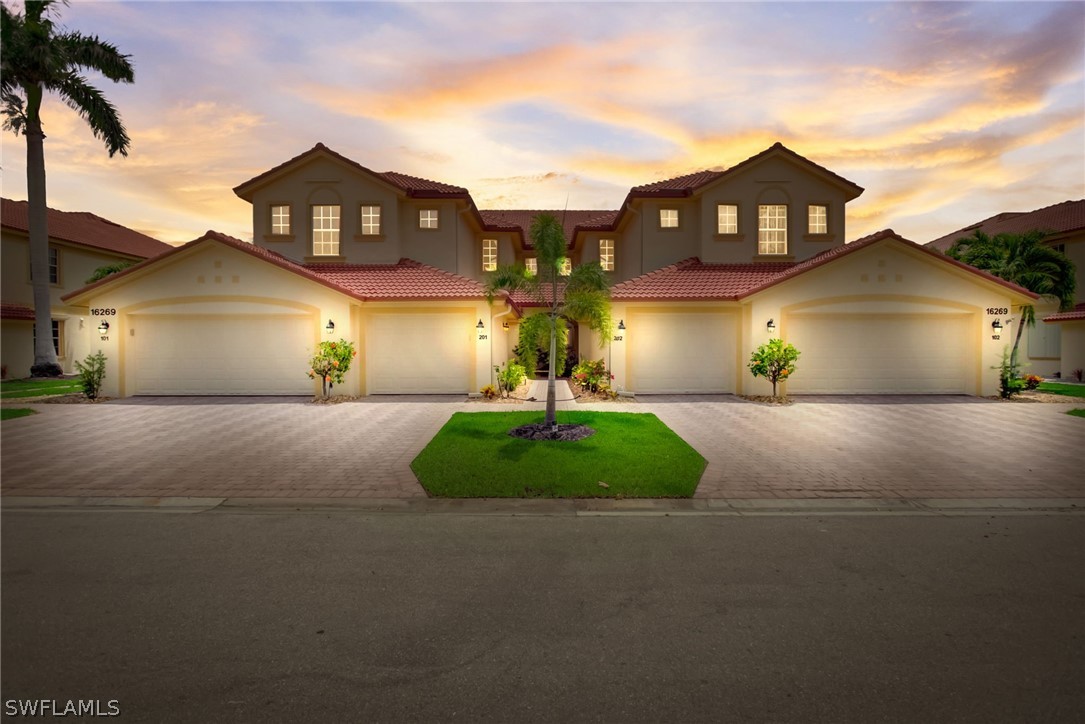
[1,0,1083,245]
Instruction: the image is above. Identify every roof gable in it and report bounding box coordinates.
[1,198,172,259]
[926,199,1085,251]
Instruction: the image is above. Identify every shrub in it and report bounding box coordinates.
[994,348,1024,399]
[1022,374,1043,390]
[85,261,136,284]
[748,339,800,397]
[74,351,107,399]
[497,362,527,396]
[571,358,609,392]
[307,339,357,398]
[1074,368,1084,382]
[480,384,498,399]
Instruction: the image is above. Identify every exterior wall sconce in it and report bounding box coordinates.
[502,321,510,330]
[991,319,1002,332]
[766,318,776,333]
[477,319,485,330]
[617,320,626,330]
[97,321,110,335]
[325,319,335,334]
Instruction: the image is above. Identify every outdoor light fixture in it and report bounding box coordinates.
[502,321,510,330]
[766,318,776,332]
[477,319,485,329]
[325,319,335,333]
[97,321,109,335]
[991,320,1003,332]
[618,320,626,330]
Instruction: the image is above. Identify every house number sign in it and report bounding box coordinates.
[91,308,117,316]
[985,307,1008,315]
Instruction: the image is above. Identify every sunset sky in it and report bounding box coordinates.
[1,1,1082,245]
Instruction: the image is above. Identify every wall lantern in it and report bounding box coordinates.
[502,321,510,330]
[97,321,110,335]
[325,319,335,334]
[477,319,485,330]
[766,318,776,333]
[991,319,1003,333]
[617,320,626,331]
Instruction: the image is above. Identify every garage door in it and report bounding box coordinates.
[629,312,736,393]
[129,315,315,395]
[367,313,472,393]
[784,315,973,394]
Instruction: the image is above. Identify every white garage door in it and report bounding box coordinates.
[129,315,315,395]
[367,313,472,394]
[785,315,973,394]
[629,312,736,393]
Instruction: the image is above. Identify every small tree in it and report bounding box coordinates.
[86,260,136,284]
[307,339,356,399]
[73,350,107,399]
[748,339,800,397]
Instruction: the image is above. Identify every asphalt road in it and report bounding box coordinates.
[2,510,1083,723]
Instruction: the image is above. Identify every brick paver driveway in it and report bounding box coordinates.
[2,394,1082,499]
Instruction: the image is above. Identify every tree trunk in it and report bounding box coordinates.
[1009,306,1029,372]
[25,98,63,378]
[545,315,557,428]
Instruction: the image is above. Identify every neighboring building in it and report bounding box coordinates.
[63,142,1035,398]
[1,198,172,378]
[925,199,1084,377]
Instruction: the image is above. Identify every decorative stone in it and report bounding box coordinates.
[508,423,596,442]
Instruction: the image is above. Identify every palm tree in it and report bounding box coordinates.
[1,0,134,377]
[485,213,612,429]
[946,229,1076,369]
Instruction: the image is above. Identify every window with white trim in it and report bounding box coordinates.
[48,246,59,284]
[599,239,614,271]
[33,319,61,355]
[758,205,788,255]
[419,209,438,229]
[360,205,381,235]
[808,204,828,234]
[482,238,498,272]
[717,204,738,234]
[559,258,571,276]
[271,205,291,235]
[311,205,341,256]
[660,208,679,228]
[525,258,537,275]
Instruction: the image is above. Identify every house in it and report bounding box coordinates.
[62,142,1035,398]
[1,198,173,378]
[925,199,1084,377]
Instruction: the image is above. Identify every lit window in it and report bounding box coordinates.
[271,205,291,235]
[559,258,571,276]
[660,208,679,228]
[758,205,788,255]
[419,209,438,229]
[808,204,827,234]
[311,205,340,256]
[360,205,381,235]
[599,239,614,271]
[717,204,738,234]
[482,238,498,271]
[525,258,537,274]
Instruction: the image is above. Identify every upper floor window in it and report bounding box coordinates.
[659,208,679,229]
[525,258,537,275]
[30,246,59,284]
[419,209,439,229]
[717,204,738,235]
[482,238,498,272]
[758,205,788,255]
[599,239,615,271]
[808,204,828,235]
[311,205,340,256]
[360,205,381,235]
[559,258,571,276]
[271,204,291,235]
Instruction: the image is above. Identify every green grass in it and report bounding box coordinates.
[0,378,81,399]
[1,408,36,421]
[1036,382,1085,398]
[1067,409,1085,419]
[411,411,706,498]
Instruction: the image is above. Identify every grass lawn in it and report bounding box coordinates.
[1067,409,1085,419]
[1,408,36,421]
[1036,382,1085,398]
[412,411,706,498]
[0,378,81,399]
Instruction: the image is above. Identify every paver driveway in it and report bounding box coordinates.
[1,394,1082,499]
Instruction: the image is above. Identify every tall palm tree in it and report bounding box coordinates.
[946,229,1076,369]
[1,0,134,377]
[485,213,612,429]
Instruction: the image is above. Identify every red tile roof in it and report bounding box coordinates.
[478,210,618,248]
[1043,302,1085,323]
[1,198,172,259]
[926,199,1085,251]
[306,259,486,300]
[375,171,467,195]
[611,258,794,301]
[0,301,34,321]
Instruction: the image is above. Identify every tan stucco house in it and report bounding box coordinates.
[62,142,1037,398]
[1,198,173,378]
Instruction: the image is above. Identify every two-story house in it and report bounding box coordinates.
[1,198,173,378]
[64,142,1035,398]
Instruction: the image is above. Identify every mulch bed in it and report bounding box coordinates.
[570,384,636,404]
[985,391,1080,403]
[39,394,113,404]
[508,423,597,442]
[310,395,362,404]
[467,382,532,404]
[739,395,793,405]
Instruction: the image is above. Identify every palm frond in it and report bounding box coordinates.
[530,214,567,272]
[54,72,130,156]
[483,262,539,304]
[565,260,611,296]
[562,288,612,340]
[57,32,134,83]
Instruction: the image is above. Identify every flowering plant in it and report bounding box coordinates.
[308,339,357,398]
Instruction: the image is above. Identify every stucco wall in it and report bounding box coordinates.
[1052,321,1085,380]
[1,321,33,379]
